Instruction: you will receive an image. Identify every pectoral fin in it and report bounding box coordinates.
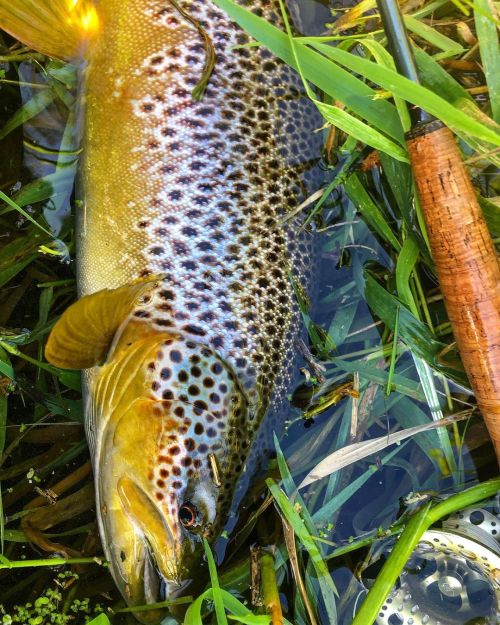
[0,0,99,59]
[45,279,159,369]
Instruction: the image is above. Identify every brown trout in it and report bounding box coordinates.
[0,0,322,617]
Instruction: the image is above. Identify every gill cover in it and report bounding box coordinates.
[0,0,99,59]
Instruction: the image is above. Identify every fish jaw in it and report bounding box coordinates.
[92,329,251,615]
[97,410,188,617]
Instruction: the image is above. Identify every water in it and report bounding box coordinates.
[0,3,498,625]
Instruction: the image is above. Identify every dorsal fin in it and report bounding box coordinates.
[0,0,99,59]
[45,279,160,369]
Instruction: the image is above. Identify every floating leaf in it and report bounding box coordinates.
[299,412,468,489]
[86,616,111,625]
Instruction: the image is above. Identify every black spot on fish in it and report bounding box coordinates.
[169,190,182,200]
[160,289,175,300]
[183,324,206,336]
[170,350,182,363]
[160,368,171,380]
[211,336,224,349]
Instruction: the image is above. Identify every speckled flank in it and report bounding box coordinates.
[77,0,323,606]
[146,336,249,528]
[81,0,322,427]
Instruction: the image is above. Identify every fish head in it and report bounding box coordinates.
[94,330,250,620]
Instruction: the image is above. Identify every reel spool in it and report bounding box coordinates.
[373,500,500,625]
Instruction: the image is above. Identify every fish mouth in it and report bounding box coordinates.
[143,535,192,604]
[119,538,191,625]
[97,473,193,622]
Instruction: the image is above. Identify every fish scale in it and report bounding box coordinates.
[0,0,324,618]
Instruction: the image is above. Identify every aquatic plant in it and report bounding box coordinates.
[0,0,498,623]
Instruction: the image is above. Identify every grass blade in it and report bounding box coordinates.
[0,89,55,140]
[333,359,425,402]
[267,479,338,624]
[344,173,402,251]
[358,38,411,132]
[474,0,500,123]
[364,273,468,384]
[312,443,410,524]
[316,101,408,161]
[274,434,316,535]
[184,589,211,625]
[395,238,419,313]
[0,190,55,240]
[386,306,399,396]
[203,538,228,625]
[352,478,500,625]
[404,15,464,54]
[311,42,500,145]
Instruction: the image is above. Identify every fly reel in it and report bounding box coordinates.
[371,500,500,625]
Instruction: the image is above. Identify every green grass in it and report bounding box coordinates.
[0,1,499,624]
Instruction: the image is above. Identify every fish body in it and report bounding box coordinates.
[0,0,323,617]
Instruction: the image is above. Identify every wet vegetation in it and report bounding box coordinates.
[0,0,499,624]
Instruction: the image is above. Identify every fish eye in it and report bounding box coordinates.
[178,501,199,529]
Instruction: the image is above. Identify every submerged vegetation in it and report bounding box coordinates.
[0,0,499,624]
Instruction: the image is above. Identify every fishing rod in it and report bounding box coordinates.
[375,0,500,462]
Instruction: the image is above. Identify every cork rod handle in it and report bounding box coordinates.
[407,124,500,461]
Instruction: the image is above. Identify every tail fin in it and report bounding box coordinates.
[0,0,98,59]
